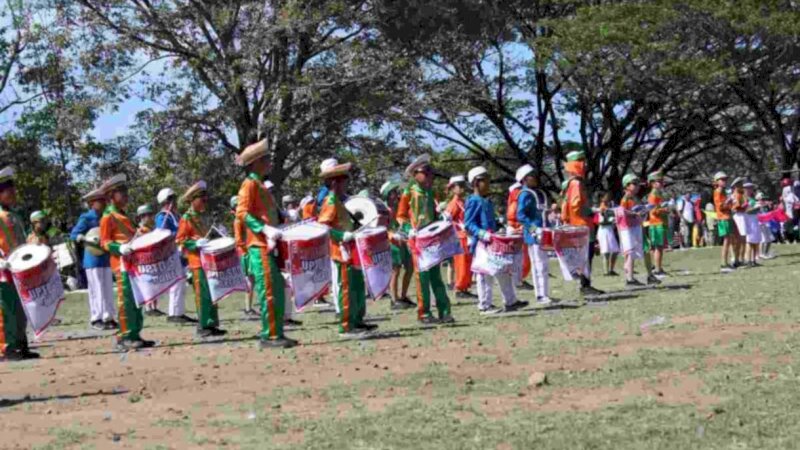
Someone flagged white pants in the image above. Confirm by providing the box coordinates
[330,259,340,313]
[86,267,115,322]
[153,279,186,316]
[282,273,295,319]
[477,271,517,310]
[528,244,550,299]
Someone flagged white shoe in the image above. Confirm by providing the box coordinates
[479,306,500,315]
[536,297,552,306]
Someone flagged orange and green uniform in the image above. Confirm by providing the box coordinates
[318,191,367,333]
[561,176,595,284]
[507,186,531,281]
[232,214,250,277]
[176,208,219,330]
[235,173,286,340]
[446,195,472,292]
[714,188,733,237]
[0,205,29,357]
[389,208,412,270]
[99,204,141,341]
[397,180,451,320]
[648,190,670,248]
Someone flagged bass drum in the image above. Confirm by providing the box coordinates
[345,195,391,228]
[84,227,106,256]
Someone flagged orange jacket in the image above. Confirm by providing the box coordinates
[301,202,316,220]
[507,187,522,230]
[235,173,281,248]
[317,192,355,263]
[445,196,467,239]
[176,208,209,270]
[714,188,731,220]
[397,181,438,232]
[648,191,668,226]
[0,206,26,257]
[233,215,246,255]
[100,205,135,273]
[561,178,592,227]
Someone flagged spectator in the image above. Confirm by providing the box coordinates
[677,193,695,249]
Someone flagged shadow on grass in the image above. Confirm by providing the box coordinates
[0,388,130,409]
[302,330,424,347]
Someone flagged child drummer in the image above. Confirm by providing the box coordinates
[136,204,162,317]
[27,211,50,245]
[235,139,297,348]
[397,154,454,324]
[619,174,647,286]
[230,195,258,319]
[317,160,378,337]
[176,181,226,338]
[515,164,552,305]
[443,175,476,300]
[713,172,735,272]
[0,167,39,361]
[381,179,415,310]
[647,171,670,277]
[99,174,155,350]
[464,166,528,314]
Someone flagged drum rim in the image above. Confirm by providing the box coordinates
[202,237,236,254]
[282,224,329,240]
[8,244,52,272]
[130,228,173,250]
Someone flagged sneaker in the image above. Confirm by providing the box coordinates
[260,337,298,348]
[608,271,620,277]
[626,279,645,287]
[391,301,415,310]
[536,297,552,306]
[196,328,214,338]
[104,320,119,329]
[720,265,734,273]
[504,301,529,312]
[517,281,534,291]
[439,315,456,324]
[91,320,105,331]
[653,270,668,277]
[399,297,417,307]
[2,350,39,361]
[211,328,227,337]
[139,339,156,348]
[116,339,143,350]
[167,315,198,325]
[285,318,303,326]
[418,316,439,325]
[479,306,500,315]
[580,286,605,296]
[338,330,367,339]
[314,298,332,307]
[647,274,662,284]
[146,309,166,317]
[455,291,478,299]
[355,323,379,332]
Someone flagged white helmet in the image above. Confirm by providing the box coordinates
[157,188,176,205]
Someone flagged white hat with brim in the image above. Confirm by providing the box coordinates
[157,188,176,205]
[468,166,489,184]
[30,210,46,222]
[321,163,352,179]
[743,182,755,189]
[731,177,745,187]
[404,154,431,178]
[101,174,127,193]
[515,164,535,183]
[136,205,154,217]
[320,158,338,173]
[447,175,466,188]
[0,167,15,184]
[236,139,269,167]
[82,187,106,202]
[714,172,728,182]
[181,180,208,203]
[380,180,402,198]
[282,195,295,204]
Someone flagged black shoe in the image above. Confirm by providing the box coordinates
[391,301,414,310]
[455,291,478,299]
[504,301,529,312]
[146,309,166,317]
[196,328,214,338]
[2,350,39,361]
[647,274,663,284]
[653,270,668,277]
[439,315,456,324]
[285,318,303,326]
[626,279,645,287]
[260,337,298,348]
[399,297,417,307]
[580,286,605,296]
[139,339,156,348]
[116,339,143,350]
[19,350,40,359]
[418,316,439,325]
[91,320,105,331]
[104,320,119,329]
[479,305,501,315]
[210,327,227,337]
[517,281,534,291]
[608,271,620,277]
[355,323,379,332]
[167,315,197,325]
[720,265,734,273]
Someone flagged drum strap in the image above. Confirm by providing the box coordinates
[522,188,550,228]
[109,213,134,241]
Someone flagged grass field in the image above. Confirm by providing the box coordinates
[2,245,800,449]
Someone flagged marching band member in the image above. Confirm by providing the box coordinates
[515,164,552,304]
[231,196,258,319]
[397,154,454,324]
[235,140,297,348]
[743,182,762,267]
[318,160,378,336]
[300,194,316,220]
[730,177,748,268]
[506,179,533,290]
[71,187,117,331]
[597,193,620,276]
[713,172,735,272]
[136,205,155,234]
[0,167,38,360]
[317,159,343,312]
[619,174,647,286]
[381,180,415,310]
[176,181,226,338]
[99,174,155,350]
[27,211,50,245]
[444,175,476,300]
[465,166,528,314]
[647,171,669,277]
[154,188,194,324]
[561,151,604,296]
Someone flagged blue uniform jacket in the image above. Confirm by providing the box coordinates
[155,210,180,235]
[70,209,110,269]
[464,194,497,254]
[516,189,548,245]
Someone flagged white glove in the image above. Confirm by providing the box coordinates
[480,231,493,243]
[263,226,283,241]
[0,260,10,270]
[75,234,85,243]
[195,238,209,248]
[408,229,417,239]
[436,202,447,213]
[534,227,544,240]
[287,209,299,222]
[120,244,133,256]
[342,232,355,242]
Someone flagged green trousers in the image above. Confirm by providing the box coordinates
[191,268,219,330]
[116,271,143,341]
[0,281,28,356]
[248,247,285,340]
[334,260,366,333]
[412,258,451,320]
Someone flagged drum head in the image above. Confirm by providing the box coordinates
[85,227,105,256]
[283,223,328,240]
[345,197,383,227]
[9,244,51,272]
[130,229,172,250]
[419,220,448,237]
[356,226,387,238]
[203,237,235,254]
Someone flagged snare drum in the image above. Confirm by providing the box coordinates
[200,237,237,272]
[84,227,105,256]
[345,196,391,229]
[539,228,554,251]
[9,244,57,289]
[414,220,462,272]
[278,223,332,308]
[552,225,590,249]
[278,223,330,273]
[9,244,64,336]
[128,229,175,261]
